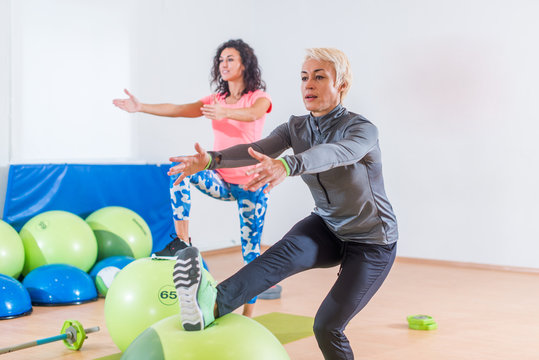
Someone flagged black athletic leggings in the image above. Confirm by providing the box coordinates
[216,213,397,360]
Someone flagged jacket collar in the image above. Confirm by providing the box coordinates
[309,104,347,133]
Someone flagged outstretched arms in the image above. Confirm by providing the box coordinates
[201,97,271,122]
[168,143,211,185]
[168,137,288,193]
[243,148,287,193]
[113,89,203,118]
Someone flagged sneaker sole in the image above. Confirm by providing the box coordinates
[173,247,203,331]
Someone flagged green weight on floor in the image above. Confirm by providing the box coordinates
[86,206,152,261]
[121,313,290,360]
[19,211,97,276]
[0,220,25,278]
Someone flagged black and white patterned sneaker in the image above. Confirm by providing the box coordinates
[173,247,204,331]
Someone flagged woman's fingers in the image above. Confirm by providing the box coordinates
[167,161,185,175]
[174,173,187,186]
[243,151,287,193]
[201,104,215,119]
[194,142,206,156]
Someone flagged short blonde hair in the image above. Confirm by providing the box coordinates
[305,48,352,101]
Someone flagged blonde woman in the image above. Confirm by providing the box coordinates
[170,48,398,359]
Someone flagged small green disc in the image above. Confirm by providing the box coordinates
[407,314,437,330]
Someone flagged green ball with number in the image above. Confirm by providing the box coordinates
[104,257,187,351]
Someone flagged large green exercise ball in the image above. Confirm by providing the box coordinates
[85,206,152,261]
[0,220,25,278]
[19,211,97,276]
[121,313,290,360]
[104,257,180,351]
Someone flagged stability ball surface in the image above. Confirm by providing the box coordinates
[86,206,152,261]
[22,264,97,305]
[89,255,135,297]
[121,313,290,360]
[19,210,97,276]
[0,274,32,319]
[0,220,25,279]
[104,257,179,351]
[89,255,135,279]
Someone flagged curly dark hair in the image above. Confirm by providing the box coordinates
[211,39,266,96]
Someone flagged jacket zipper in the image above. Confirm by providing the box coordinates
[316,174,331,204]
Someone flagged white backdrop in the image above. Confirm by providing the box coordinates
[2,0,538,268]
[0,0,11,209]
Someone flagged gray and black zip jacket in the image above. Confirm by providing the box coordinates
[207,104,398,245]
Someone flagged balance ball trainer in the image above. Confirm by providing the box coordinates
[22,264,97,305]
[86,206,152,261]
[19,210,98,276]
[0,274,32,319]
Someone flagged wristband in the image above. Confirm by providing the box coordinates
[278,158,290,176]
[203,155,212,170]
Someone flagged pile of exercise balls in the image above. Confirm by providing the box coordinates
[0,206,152,308]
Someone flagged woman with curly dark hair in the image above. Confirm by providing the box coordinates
[113,39,272,317]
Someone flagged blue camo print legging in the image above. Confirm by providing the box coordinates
[169,166,269,304]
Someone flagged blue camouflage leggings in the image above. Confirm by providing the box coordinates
[169,167,269,304]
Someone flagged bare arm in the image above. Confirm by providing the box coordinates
[201,97,271,122]
[140,102,203,118]
[113,89,203,118]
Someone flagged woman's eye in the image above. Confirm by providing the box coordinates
[316,75,324,80]
[301,76,308,81]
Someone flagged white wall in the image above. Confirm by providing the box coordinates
[2,0,539,268]
[0,0,11,219]
[10,0,132,163]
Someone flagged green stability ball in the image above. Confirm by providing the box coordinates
[86,206,152,261]
[121,313,290,360]
[104,257,180,351]
[19,211,97,276]
[0,220,25,278]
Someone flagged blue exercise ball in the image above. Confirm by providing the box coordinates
[0,273,32,319]
[89,255,135,297]
[89,255,135,279]
[22,264,97,305]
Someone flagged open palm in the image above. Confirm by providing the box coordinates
[112,89,141,113]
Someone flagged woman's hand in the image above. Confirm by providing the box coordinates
[112,89,142,113]
[200,94,226,120]
[243,148,287,194]
[201,104,227,120]
[168,143,210,185]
